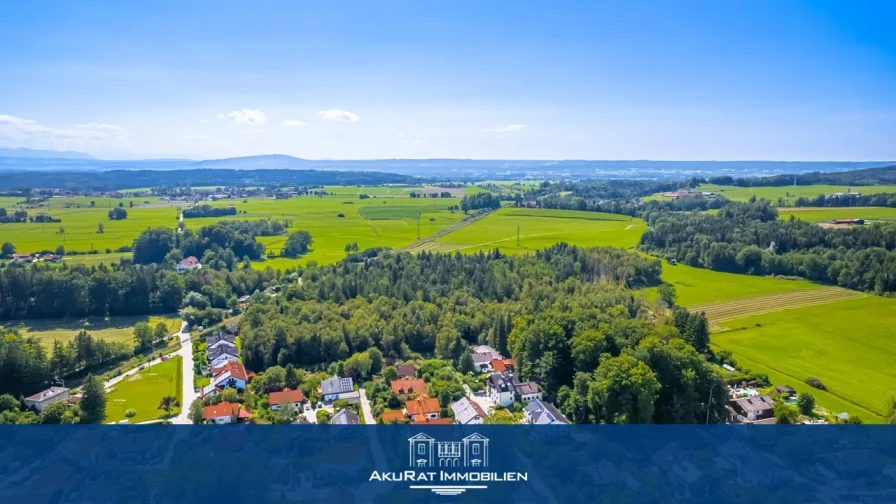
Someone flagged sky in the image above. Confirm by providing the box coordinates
[0,1,895,161]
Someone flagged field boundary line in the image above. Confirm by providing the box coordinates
[401,209,494,252]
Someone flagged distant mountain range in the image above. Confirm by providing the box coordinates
[0,147,95,159]
[0,151,893,181]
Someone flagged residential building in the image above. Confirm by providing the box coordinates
[405,396,441,421]
[321,376,360,403]
[490,358,516,373]
[24,387,70,412]
[523,399,569,425]
[718,439,789,487]
[209,361,248,391]
[396,363,416,378]
[330,409,361,425]
[207,343,239,368]
[390,377,427,396]
[514,380,542,403]
[207,329,237,346]
[452,397,486,425]
[11,253,33,263]
[488,373,516,407]
[472,345,502,373]
[728,395,775,423]
[202,402,251,424]
[380,410,406,424]
[413,417,452,425]
[176,256,202,273]
[269,388,306,411]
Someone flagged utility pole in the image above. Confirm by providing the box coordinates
[417,215,421,240]
[517,225,520,246]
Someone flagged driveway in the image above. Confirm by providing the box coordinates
[358,387,376,424]
[171,321,197,424]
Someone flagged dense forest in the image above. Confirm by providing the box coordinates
[790,192,896,208]
[639,200,896,294]
[705,164,896,187]
[236,245,728,424]
[460,192,502,212]
[132,220,287,264]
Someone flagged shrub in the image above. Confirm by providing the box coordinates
[125,409,136,418]
[805,377,827,391]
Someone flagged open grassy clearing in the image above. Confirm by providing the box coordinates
[712,296,896,422]
[416,208,645,255]
[105,356,182,423]
[652,262,819,307]
[689,286,865,329]
[1,314,181,348]
[778,206,896,223]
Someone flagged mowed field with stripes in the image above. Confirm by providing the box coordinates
[672,264,896,423]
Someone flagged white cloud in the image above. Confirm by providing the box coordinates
[566,136,581,141]
[482,123,526,133]
[317,109,360,122]
[0,114,128,142]
[222,108,268,125]
[282,119,307,128]
[243,128,267,136]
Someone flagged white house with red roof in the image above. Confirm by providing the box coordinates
[202,401,251,424]
[269,388,307,411]
[209,361,248,391]
[176,256,202,273]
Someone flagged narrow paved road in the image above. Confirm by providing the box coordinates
[172,321,197,424]
[358,387,376,425]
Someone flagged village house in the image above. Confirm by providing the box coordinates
[269,388,306,411]
[452,397,486,425]
[471,344,503,373]
[396,363,416,378]
[24,387,70,412]
[405,396,441,422]
[202,361,248,397]
[523,399,569,425]
[488,371,542,407]
[389,377,427,396]
[321,376,360,403]
[330,409,361,425]
[728,395,775,423]
[514,381,543,403]
[380,410,406,424]
[413,417,452,425]
[176,256,202,273]
[202,401,251,424]
[11,253,33,263]
[206,343,239,368]
[490,358,516,373]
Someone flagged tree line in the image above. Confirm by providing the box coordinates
[460,192,502,212]
[790,192,896,209]
[182,204,238,219]
[639,200,896,294]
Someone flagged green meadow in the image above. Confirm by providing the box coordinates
[699,183,896,203]
[1,314,181,349]
[412,208,645,255]
[713,296,896,422]
[656,262,818,307]
[105,356,183,424]
[778,206,896,223]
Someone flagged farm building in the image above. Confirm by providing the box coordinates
[831,218,864,225]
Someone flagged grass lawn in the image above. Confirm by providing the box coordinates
[698,184,896,203]
[653,262,818,307]
[414,208,645,255]
[105,356,183,423]
[778,206,896,223]
[1,314,181,348]
[713,296,896,422]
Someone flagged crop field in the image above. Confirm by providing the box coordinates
[698,184,896,203]
[1,314,181,348]
[778,206,896,223]
[712,296,896,422]
[689,286,865,330]
[655,262,818,307]
[410,208,645,255]
[105,356,182,424]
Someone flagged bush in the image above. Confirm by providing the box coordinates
[797,393,815,415]
[805,377,827,391]
[125,409,136,418]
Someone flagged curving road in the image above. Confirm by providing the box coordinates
[172,320,197,424]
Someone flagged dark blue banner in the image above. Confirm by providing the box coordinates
[2,426,895,503]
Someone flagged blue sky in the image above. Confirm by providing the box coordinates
[0,0,894,160]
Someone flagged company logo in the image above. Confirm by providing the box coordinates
[369,433,528,496]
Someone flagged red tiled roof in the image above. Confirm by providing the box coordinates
[179,256,199,266]
[211,361,248,381]
[381,410,406,423]
[491,358,516,372]
[203,401,240,419]
[238,408,251,419]
[390,378,427,395]
[405,396,440,416]
[269,388,306,406]
[413,417,452,425]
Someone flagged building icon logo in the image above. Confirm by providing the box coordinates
[408,432,489,468]
[369,432,527,496]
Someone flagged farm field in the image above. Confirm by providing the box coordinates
[407,208,645,255]
[712,296,896,422]
[1,314,181,349]
[656,262,818,307]
[689,286,864,329]
[698,184,896,203]
[778,206,896,223]
[105,356,182,424]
